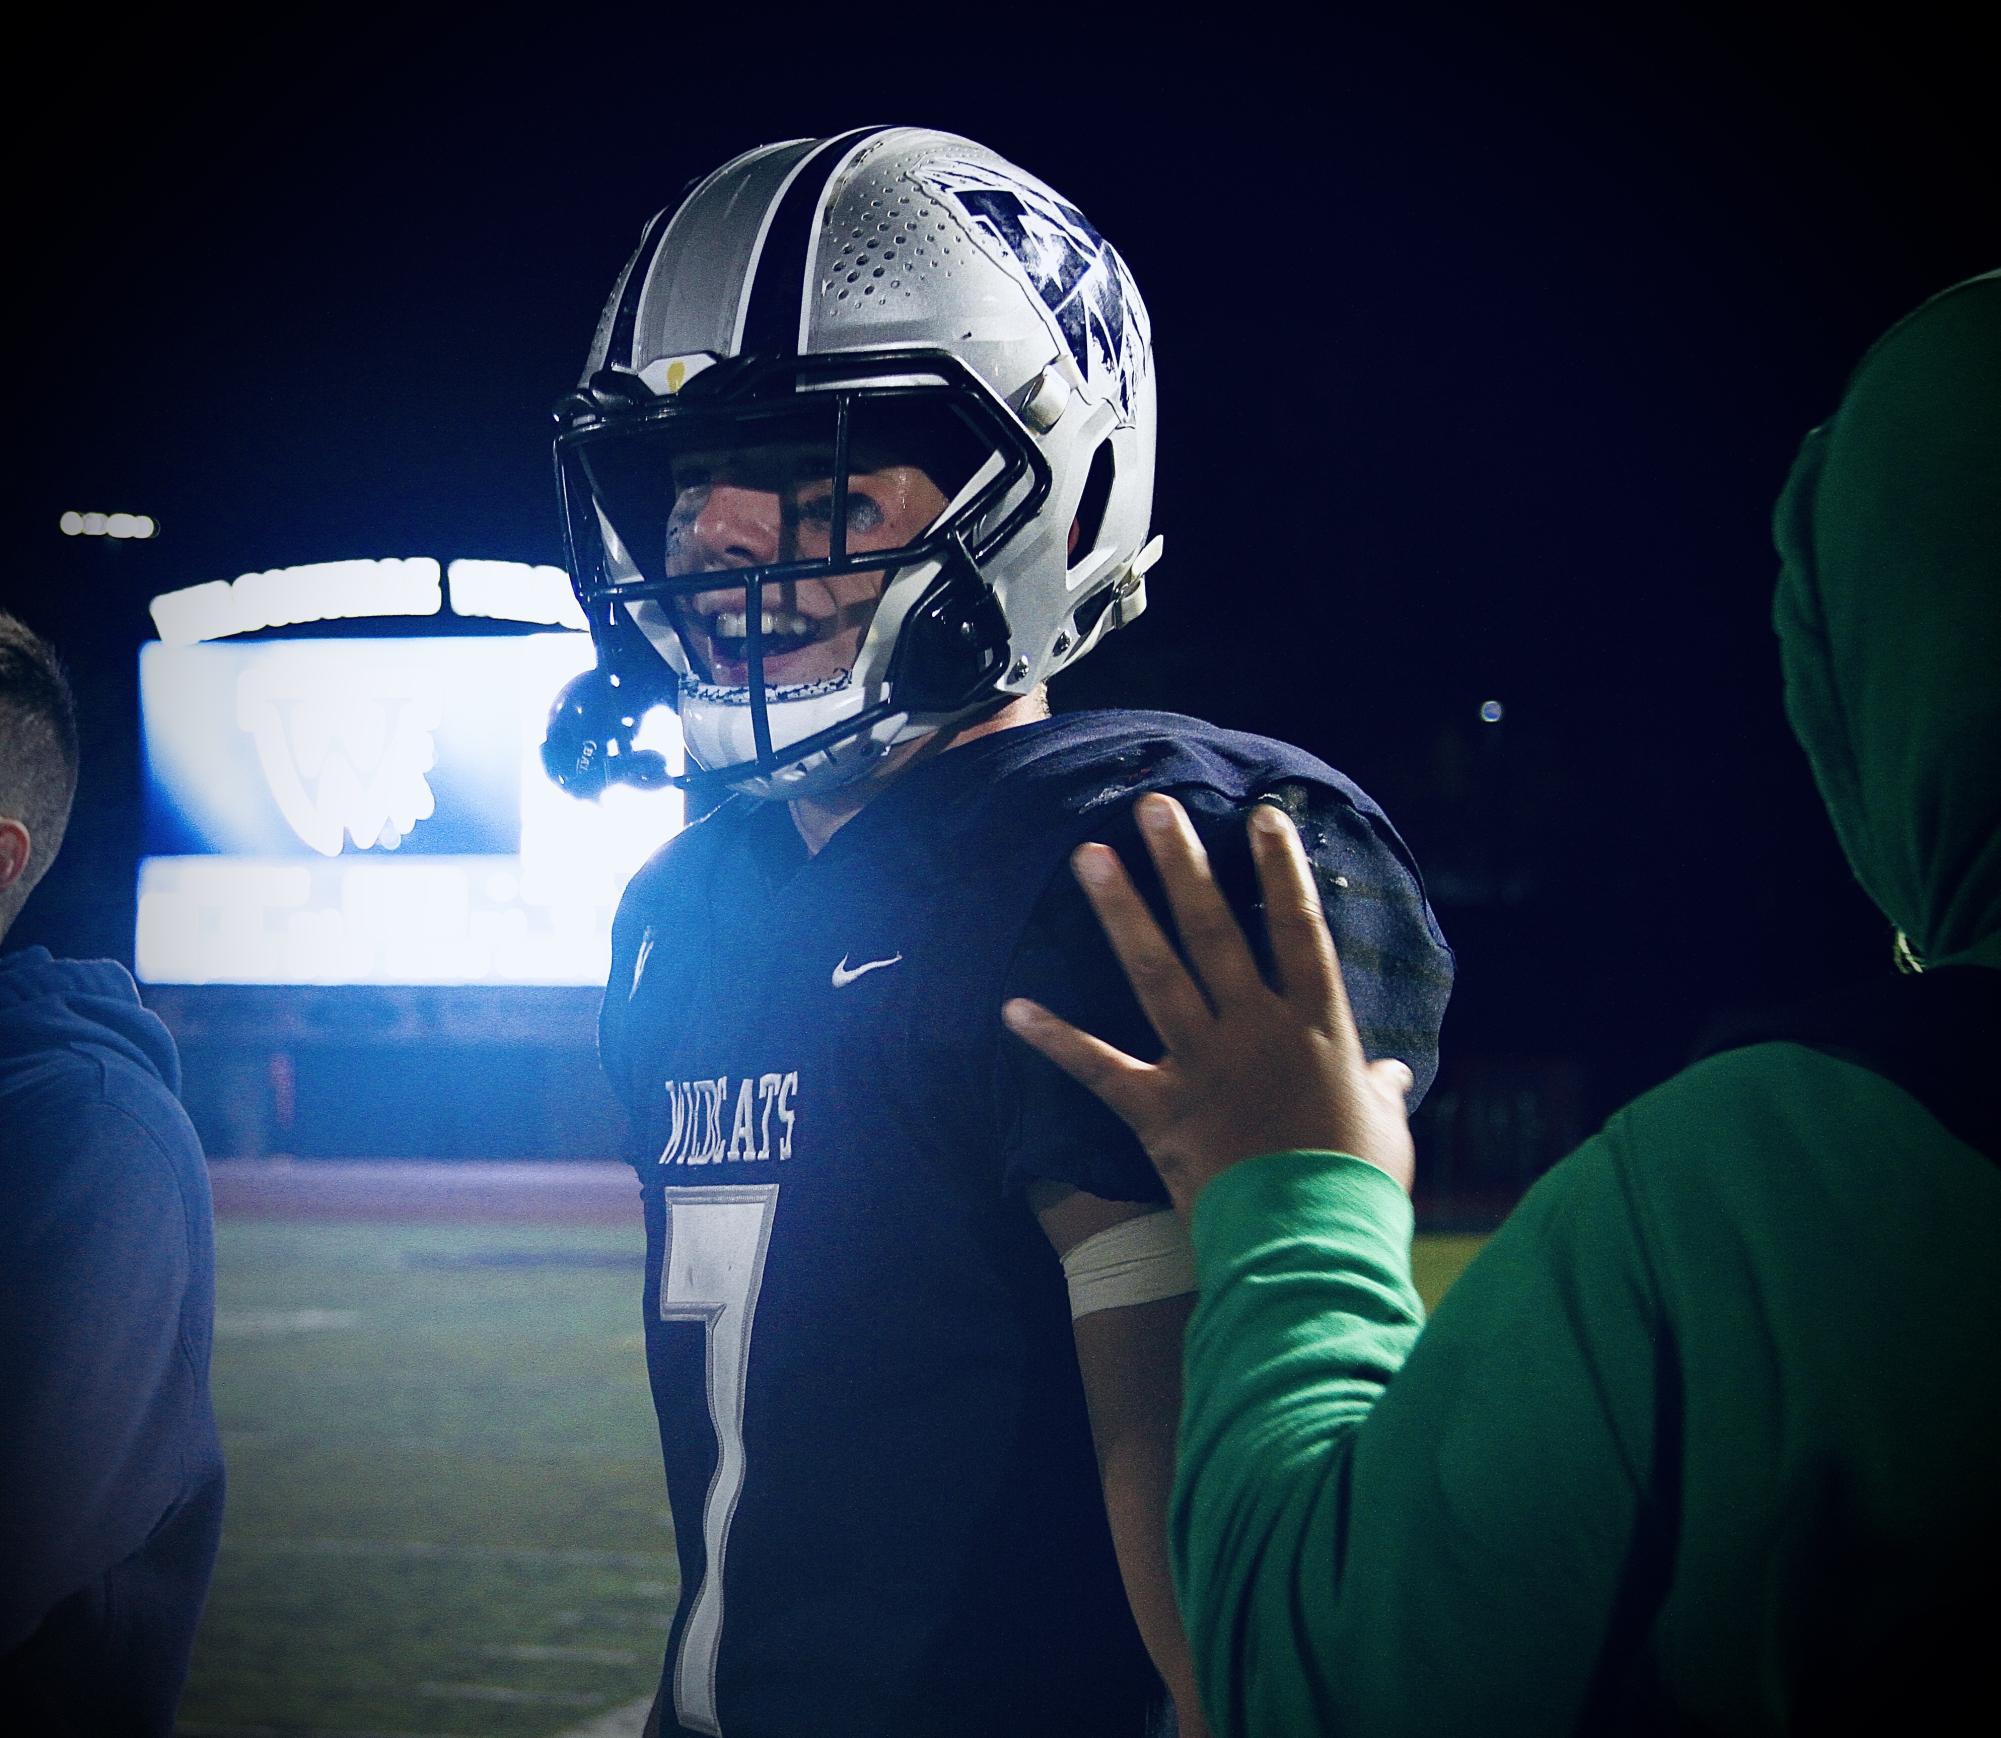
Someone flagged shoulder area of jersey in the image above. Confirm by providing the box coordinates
[869,708,1362,840]
[545,126,1165,807]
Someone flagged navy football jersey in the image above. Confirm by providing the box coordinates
[599,711,1452,1738]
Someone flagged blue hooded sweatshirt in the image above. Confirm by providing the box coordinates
[0,945,224,1735]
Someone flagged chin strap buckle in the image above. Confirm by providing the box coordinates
[1108,533,1163,628]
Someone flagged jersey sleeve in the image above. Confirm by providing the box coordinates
[1174,1135,1659,1738]
[993,779,1455,1202]
[995,812,1174,1205]
[600,815,731,1136]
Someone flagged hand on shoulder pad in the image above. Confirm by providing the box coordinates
[1003,792,1416,1213]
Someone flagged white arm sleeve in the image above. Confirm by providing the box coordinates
[1060,1207,1198,1320]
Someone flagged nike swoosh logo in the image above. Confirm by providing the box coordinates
[832,952,903,989]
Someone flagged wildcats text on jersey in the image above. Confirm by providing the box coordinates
[658,1073,799,1166]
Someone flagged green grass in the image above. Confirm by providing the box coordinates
[181,1218,1488,1737]
[1412,1233,1487,1314]
[179,1220,670,1738]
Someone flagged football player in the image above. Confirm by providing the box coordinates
[543,126,1455,1738]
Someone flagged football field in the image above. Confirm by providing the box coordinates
[178,1164,1486,1738]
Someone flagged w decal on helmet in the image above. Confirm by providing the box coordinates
[923,157,1149,422]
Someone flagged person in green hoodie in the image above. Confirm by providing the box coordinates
[1002,270,2001,1733]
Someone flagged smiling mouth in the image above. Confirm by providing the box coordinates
[689,604,839,683]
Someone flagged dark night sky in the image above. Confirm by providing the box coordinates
[5,4,1992,1135]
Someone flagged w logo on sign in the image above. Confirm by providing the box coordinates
[236,661,441,857]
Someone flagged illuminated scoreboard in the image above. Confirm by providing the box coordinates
[136,631,684,986]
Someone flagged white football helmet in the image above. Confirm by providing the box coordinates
[547,125,1160,801]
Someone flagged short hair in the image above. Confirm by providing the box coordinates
[0,610,81,904]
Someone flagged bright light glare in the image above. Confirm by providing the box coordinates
[64,510,159,539]
[149,558,444,644]
[1479,699,1505,724]
[136,633,684,985]
[447,559,588,630]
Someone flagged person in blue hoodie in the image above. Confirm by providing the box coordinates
[0,609,224,1735]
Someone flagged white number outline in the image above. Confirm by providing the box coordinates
[659,1183,780,1736]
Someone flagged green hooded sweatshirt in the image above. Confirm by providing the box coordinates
[1172,271,2001,1736]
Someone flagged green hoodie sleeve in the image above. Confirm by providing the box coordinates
[1175,1141,1665,1738]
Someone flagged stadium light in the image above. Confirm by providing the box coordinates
[446,559,587,630]
[149,558,445,645]
[62,510,158,539]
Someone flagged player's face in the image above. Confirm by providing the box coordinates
[665,446,950,688]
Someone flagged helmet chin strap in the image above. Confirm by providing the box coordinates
[679,678,902,803]
[689,686,1036,806]
[785,735,930,848]
[782,689,1052,853]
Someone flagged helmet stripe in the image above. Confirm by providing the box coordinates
[736,125,895,359]
[602,151,769,374]
[604,200,683,376]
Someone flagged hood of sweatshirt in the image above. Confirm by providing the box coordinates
[1772,270,2001,972]
[0,944,183,1098]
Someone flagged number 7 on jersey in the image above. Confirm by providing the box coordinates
[659,1184,779,1736]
